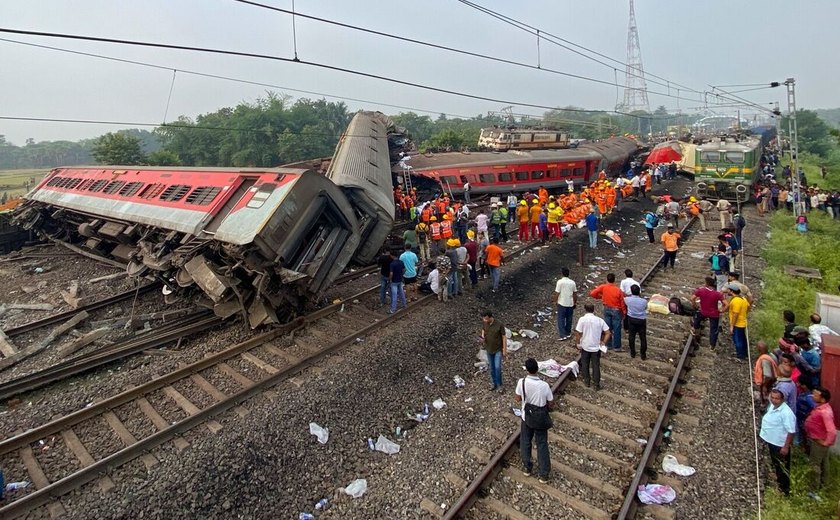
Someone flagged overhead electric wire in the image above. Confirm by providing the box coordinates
[226,0,704,104]
[0,27,695,118]
[455,0,706,97]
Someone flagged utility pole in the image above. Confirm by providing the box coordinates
[784,78,800,217]
[620,0,650,112]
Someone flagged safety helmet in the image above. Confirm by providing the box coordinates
[430,216,437,221]
[467,230,475,239]
[549,203,556,209]
[446,238,458,247]
[532,199,538,204]
[549,195,555,200]
[442,214,450,220]
[520,200,527,206]
[689,196,697,202]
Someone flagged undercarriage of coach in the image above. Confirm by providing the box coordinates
[12,202,354,329]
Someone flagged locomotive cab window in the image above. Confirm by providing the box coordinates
[531,170,545,180]
[479,173,495,183]
[515,171,529,181]
[498,172,512,182]
[700,151,720,162]
[725,152,745,164]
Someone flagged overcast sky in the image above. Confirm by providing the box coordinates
[0,0,837,145]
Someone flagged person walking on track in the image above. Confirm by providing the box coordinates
[660,224,681,269]
[575,303,611,390]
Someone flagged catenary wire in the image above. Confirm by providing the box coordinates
[228,0,704,104]
[0,27,704,117]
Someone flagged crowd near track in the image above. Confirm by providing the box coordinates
[0,224,541,519]
[442,216,742,520]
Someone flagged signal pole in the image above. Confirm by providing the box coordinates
[784,78,800,217]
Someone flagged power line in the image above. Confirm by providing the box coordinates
[0,27,685,118]
[227,0,704,104]
[454,0,706,97]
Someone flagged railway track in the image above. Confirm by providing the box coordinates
[441,217,728,520]
[0,228,546,519]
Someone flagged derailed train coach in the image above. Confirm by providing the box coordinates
[12,111,400,328]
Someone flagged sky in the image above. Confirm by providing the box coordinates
[0,0,837,145]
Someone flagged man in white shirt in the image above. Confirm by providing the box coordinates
[515,358,554,483]
[463,181,471,204]
[619,269,640,296]
[421,263,443,301]
[716,198,732,230]
[630,175,641,199]
[809,313,838,351]
[575,303,611,390]
[565,178,575,193]
[553,267,577,340]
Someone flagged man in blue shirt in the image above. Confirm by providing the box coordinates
[624,284,648,359]
[585,207,599,249]
[643,210,658,243]
[399,244,419,299]
[759,389,796,496]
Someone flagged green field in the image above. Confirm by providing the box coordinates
[0,169,48,198]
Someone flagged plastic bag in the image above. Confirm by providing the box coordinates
[432,398,446,410]
[309,423,329,444]
[662,454,696,476]
[507,340,523,352]
[647,294,670,315]
[536,359,562,378]
[504,327,513,338]
[519,329,539,339]
[637,483,676,504]
[374,435,400,455]
[343,479,368,498]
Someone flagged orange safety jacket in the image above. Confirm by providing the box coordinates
[529,205,542,224]
[421,207,432,223]
[517,205,530,223]
[753,353,778,385]
[440,220,453,238]
[430,222,442,240]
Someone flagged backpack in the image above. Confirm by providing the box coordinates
[417,226,427,241]
[648,212,660,227]
[711,254,720,272]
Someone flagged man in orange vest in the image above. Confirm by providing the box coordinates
[420,204,432,224]
[754,340,778,406]
[605,184,617,214]
[429,216,442,257]
[440,214,454,241]
[538,186,549,206]
[516,200,530,241]
[595,190,608,218]
[529,199,542,239]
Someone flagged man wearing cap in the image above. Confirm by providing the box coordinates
[726,271,753,305]
[465,230,479,288]
[529,199,542,240]
[660,224,681,269]
[698,196,714,231]
[716,198,732,230]
[445,239,461,297]
[728,283,750,361]
[515,358,554,483]
[517,200,530,241]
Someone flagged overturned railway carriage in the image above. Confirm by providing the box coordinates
[694,136,762,201]
[405,136,639,195]
[13,112,398,328]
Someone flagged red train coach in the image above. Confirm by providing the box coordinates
[402,136,639,195]
[15,166,360,327]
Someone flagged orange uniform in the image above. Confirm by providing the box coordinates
[538,188,549,205]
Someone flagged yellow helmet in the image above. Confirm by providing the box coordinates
[532,199,538,204]
[467,230,475,239]
[549,203,556,209]
[446,238,458,247]
[689,196,697,202]
[520,200,527,206]
[430,216,437,221]
[442,214,451,220]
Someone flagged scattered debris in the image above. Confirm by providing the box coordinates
[662,454,696,476]
[637,483,676,505]
[309,423,329,444]
[343,479,368,498]
[374,435,400,455]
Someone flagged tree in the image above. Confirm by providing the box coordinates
[91,132,146,165]
[146,149,182,166]
[782,109,834,157]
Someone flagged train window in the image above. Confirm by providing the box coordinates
[725,152,745,163]
[573,167,584,176]
[515,171,529,181]
[77,179,95,191]
[119,182,144,197]
[440,175,459,184]
[546,169,559,179]
[247,183,275,209]
[103,181,126,194]
[159,184,191,202]
[64,178,82,189]
[46,177,64,187]
[561,168,572,177]
[139,183,166,199]
[186,186,222,206]
[531,170,545,180]
[498,172,512,182]
[700,151,720,162]
[88,180,108,192]
[479,173,496,183]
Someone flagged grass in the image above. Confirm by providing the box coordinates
[797,153,840,191]
[753,209,840,519]
[0,169,47,197]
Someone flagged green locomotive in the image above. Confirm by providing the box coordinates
[694,136,762,201]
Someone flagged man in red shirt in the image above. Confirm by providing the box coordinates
[691,276,726,349]
[590,273,626,352]
[805,386,837,500]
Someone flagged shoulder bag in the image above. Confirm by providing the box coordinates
[522,377,553,430]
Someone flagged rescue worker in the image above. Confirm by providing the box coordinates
[420,203,432,225]
[415,220,430,263]
[429,216,442,257]
[517,200,530,241]
[538,186,549,206]
[490,203,504,242]
[595,189,608,218]
[547,203,563,240]
[529,199,542,240]
[499,204,510,242]
[440,214,454,243]
[605,183,617,213]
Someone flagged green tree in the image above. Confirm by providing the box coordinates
[146,149,182,166]
[782,109,834,157]
[91,132,146,165]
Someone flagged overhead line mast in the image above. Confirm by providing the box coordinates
[620,0,650,113]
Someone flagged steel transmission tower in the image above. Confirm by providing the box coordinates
[620,0,650,113]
